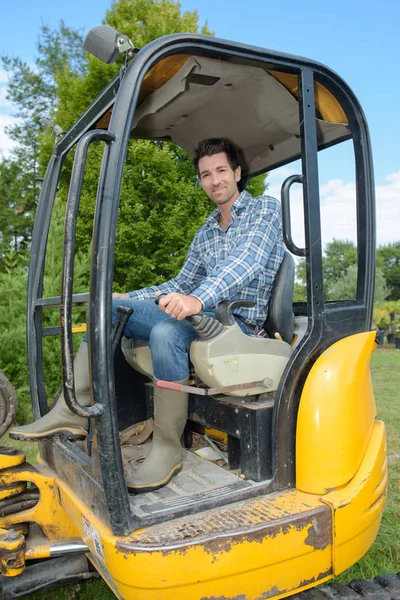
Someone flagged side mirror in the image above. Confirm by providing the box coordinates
[83,25,136,64]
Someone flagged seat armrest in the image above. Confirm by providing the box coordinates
[215,299,256,326]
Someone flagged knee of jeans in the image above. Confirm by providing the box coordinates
[149,319,190,355]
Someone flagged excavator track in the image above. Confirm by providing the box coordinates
[291,573,400,599]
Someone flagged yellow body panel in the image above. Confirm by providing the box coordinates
[296,332,377,494]
[72,323,86,333]
[323,419,387,575]
[0,413,386,599]
[0,450,80,542]
[55,410,385,600]
[0,332,385,598]
[58,482,333,600]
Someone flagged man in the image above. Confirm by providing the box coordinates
[10,138,284,493]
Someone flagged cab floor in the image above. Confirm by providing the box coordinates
[123,443,255,526]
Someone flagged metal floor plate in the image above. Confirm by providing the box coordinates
[123,443,253,526]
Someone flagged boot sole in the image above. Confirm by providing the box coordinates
[9,428,87,442]
[127,463,182,494]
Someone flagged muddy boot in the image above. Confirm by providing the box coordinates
[127,378,189,493]
[9,342,91,441]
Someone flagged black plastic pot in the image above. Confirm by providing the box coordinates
[394,337,400,350]
[387,332,395,344]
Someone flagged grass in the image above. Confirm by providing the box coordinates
[334,348,400,582]
[3,348,400,598]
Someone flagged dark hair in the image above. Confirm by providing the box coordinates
[193,138,240,174]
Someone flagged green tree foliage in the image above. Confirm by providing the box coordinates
[329,264,389,303]
[0,250,30,423]
[376,242,400,301]
[0,196,89,424]
[294,239,392,304]
[322,239,357,289]
[0,22,87,258]
[0,159,33,263]
[293,281,307,302]
[44,0,265,292]
[0,1,267,424]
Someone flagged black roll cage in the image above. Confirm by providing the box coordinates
[27,33,375,535]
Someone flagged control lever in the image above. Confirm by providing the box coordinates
[111,305,134,357]
[154,294,224,340]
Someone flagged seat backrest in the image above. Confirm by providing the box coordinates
[263,251,295,343]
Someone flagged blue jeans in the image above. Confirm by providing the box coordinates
[85,298,253,382]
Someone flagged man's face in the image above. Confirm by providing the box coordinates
[198,152,241,207]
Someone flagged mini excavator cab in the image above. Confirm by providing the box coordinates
[0,25,386,600]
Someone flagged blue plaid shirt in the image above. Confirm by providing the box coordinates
[129,190,284,327]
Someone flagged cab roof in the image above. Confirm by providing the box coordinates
[96,54,349,175]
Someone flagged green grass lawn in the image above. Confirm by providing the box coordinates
[4,348,400,599]
[334,348,400,582]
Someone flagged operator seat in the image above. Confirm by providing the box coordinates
[121,250,296,396]
[263,251,295,343]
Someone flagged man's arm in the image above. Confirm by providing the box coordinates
[191,198,282,310]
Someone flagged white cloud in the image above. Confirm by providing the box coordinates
[267,169,400,249]
[0,69,8,84]
[375,172,400,246]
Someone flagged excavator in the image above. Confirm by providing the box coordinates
[0,23,397,600]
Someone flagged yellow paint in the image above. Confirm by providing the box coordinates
[269,71,348,123]
[0,482,26,501]
[0,331,385,597]
[58,480,333,600]
[323,420,387,575]
[296,332,377,494]
[0,448,26,470]
[0,423,385,598]
[0,527,25,576]
[25,543,51,560]
[204,428,228,443]
[0,449,27,508]
[72,323,86,333]
[0,462,80,543]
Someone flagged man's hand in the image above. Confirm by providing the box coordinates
[112,292,129,299]
[158,293,202,320]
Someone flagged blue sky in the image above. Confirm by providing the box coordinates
[1,0,399,247]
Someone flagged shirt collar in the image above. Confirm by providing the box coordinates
[205,190,251,228]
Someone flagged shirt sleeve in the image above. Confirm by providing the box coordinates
[191,199,282,310]
[128,233,207,301]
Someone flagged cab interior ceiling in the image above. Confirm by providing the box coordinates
[96,55,350,175]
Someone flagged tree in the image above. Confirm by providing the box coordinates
[0,22,87,257]
[293,240,390,304]
[322,239,357,290]
[0,250,30,423]
[0,159,33,263]
[0,1,267,424]
[376,242,400,300]
[0,196,90,424]
[40,0,265,292]
[328,264,389,303]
